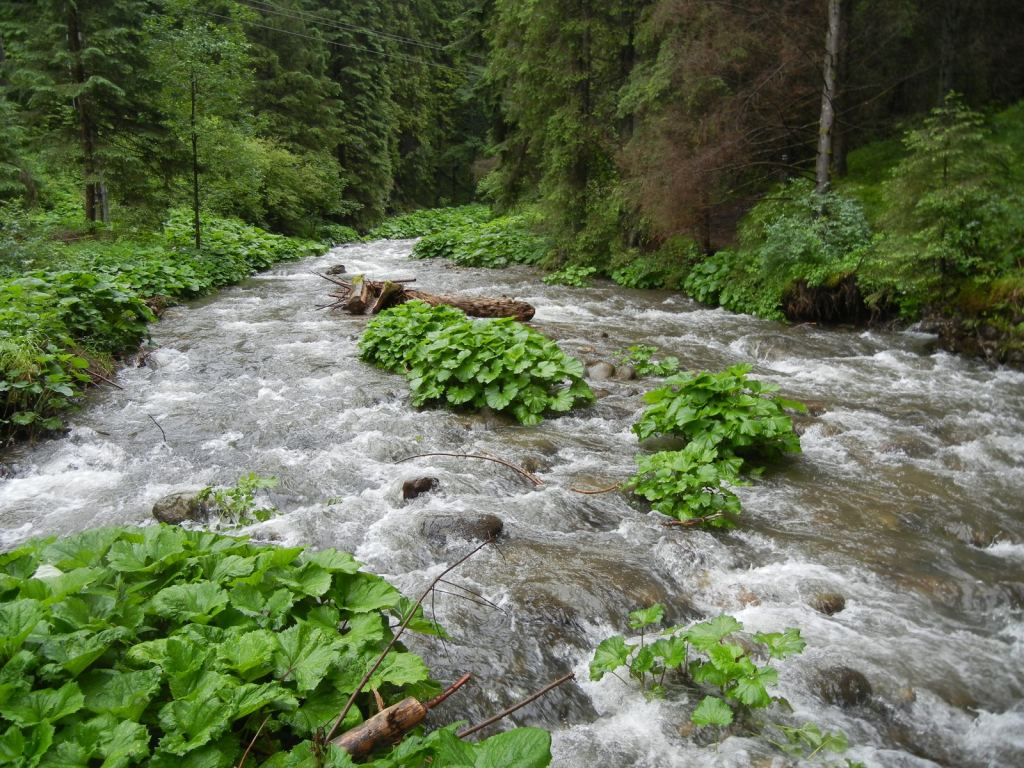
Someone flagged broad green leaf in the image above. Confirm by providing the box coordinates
[107,527,187,573]
[589,635,630,681]
[474,727,551,768]
[80,668,163,720]
[753,628,806,660]
[209,555,255,583]
[0,599,44,658]
[691,695,734,727]
[273,623,338,692]
[729,667,778,708]
[333,574,401,614]
[274,563,332,597]
[0,681,84,726]
[649,636,686,668]
[303,549,360,574]
[149,582,228,624]
[217,629,276,681]
[229,681,296,719]
[41,529,121,570]
[41,627,130,677]
[628,604,664,630]
[685,615,743,650]
[368,651,430,690]
[156,696,232,756]
[99,720,150,768]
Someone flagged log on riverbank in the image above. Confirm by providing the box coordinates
[317,273,536,322]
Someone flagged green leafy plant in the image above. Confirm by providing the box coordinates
[411,213,549,268]
[367,205,493,240]
[628,365,805,526]
[0,525,553,767]
[0,212,322,445]
[590,606,850,761]
[613,345,679,377]
[542,265,598,287]
[197,473,279,527]
[360,302,594,425]
[609,237,698,291]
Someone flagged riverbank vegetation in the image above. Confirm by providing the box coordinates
[0,525,552,767]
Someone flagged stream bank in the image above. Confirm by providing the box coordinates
[1,238,1022,766]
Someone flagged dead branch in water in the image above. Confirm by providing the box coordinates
[457,672,576,739]
[570,482,621,495]
[396,452,543,486]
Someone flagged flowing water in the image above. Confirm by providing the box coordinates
[2,239,1022,767]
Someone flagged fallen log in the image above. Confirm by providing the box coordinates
[317,273,535,321]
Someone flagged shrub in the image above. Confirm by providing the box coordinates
[366,205,492,240]
[610,237,698,290]
[411,213,549,268]
[542,265,597,287]
[197,473,279,527]
[360,302,594,425]
[589,606,853,762]
[613,345,679,377]
[628,365,804,526]
[0,525,552,767]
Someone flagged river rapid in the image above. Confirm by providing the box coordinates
[2,239,1022,767]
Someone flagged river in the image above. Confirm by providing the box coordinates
[1,239,1022,767]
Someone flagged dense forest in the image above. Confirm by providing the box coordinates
[1,0,1023,438]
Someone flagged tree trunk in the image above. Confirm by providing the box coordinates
[190,74,201,250]
[815,0,842,194]
[831,0,853,178]
[66,4,98,222]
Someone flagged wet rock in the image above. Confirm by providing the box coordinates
[817,666,873,709]
[402,477,438,500]
[879,435,934,459]
[324,264,346,275]
[419,513,503,545]
[802,399,828,417]
[944,521,1001,549]
[611,364,637,381]
[152,491,210,525]
[586,361,616,380]
[810,592,846,616]
[591,387,612,399]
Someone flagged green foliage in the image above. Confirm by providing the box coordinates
[0,213,320,444]
[367,205,493,240]
[589,609,802,715]
[0,525,552,768]
[590,607,849,760]
[683,181,874,320]
[542,265,598,287]
[628,365,804,526]
[610,238,699,291]
[359,302,594,425]
[411,213,549,269]
[613,345,679,377]
[358,301,467,374]
[864,95,1024,317]
[197,473,279,527]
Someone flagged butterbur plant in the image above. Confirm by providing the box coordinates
[613,345,680,377]
[360,302,594,425]
[590,606,850,761]
[628,365,805,527]
[0,525,553,767]
[197,472,279,527]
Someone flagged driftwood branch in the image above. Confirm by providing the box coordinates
[457,672,576,739]
[570,482,621,495]
[317,273,535,321]
[396,452,543,487]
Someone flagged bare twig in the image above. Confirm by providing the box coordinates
[325,541,491,743]
[87,369,124,389]
[457,672,575,739]
[424,673,472,710]
[396,452,542,487]
[662,513,727,528]
[236,714,270,768]
[148,414,167,444]
[570,482,621,495]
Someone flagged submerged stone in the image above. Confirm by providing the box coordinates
[817,666,873,708]
[152,491,209,525]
